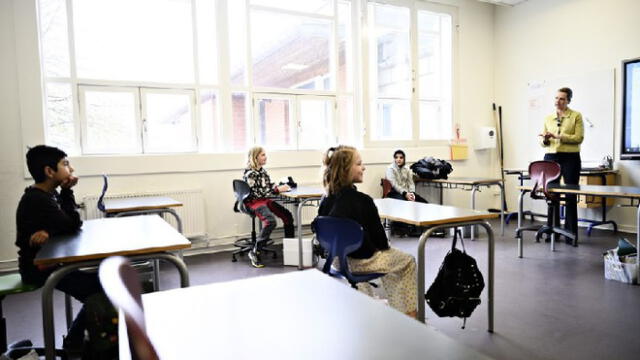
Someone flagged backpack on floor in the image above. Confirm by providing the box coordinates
[425,228,484,328]
[83,293,119,360]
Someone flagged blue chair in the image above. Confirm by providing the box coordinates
[312,216,384,289]
[97,174,108,213]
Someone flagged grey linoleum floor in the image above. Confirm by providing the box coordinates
[3,218,640,359]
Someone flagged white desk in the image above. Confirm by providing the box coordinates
[119,270,493,360]
[374,198,498,330]
[35,215,191,360]
[415,177,505,238]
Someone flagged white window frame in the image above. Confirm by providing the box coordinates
[252,93,297,150]
[78,85,142,155]
[140,87,198,154]
[363,0,457,148]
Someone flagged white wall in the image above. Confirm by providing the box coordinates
[0,0,496,265]
[495,0,640,233]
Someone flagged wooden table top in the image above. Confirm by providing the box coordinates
[516,184,640,199]
[374,198,498,226]
[278,185,325,199]
[415,177,502,185]
[35,215,191,266]
[103,196,182,213]
[120,270,492,360]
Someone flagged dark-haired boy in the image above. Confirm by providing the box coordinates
[15,145,102,352]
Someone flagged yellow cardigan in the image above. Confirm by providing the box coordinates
[540,108,584,153]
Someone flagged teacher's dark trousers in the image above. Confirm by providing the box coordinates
[543,152,581,237]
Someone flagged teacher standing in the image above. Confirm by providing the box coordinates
[539,87,584,243]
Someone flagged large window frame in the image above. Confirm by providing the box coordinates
[363,0,457,148]
[23,0,455,162]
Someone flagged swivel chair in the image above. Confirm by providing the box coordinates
[516,161,576,246]
[312,216,384,289]
[231,180,277,267]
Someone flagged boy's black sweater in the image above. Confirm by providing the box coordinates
[317,186,390,259]
[15,186,82,284]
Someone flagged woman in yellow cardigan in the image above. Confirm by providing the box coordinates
[539,87,584,243]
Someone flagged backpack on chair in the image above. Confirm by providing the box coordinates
[425,228,484,328]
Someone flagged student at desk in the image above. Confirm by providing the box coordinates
[318,145,417,318]
[386,149,428,236]
[15,145,104,354]
[539,87,584,242]
[243,146,294,268]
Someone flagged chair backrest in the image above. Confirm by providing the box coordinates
[312,216,366,284]
[528,160,561,200]
[99,256,159,360]
[97,174,109,212]
[380,178,392,198]
[232,179,253,215]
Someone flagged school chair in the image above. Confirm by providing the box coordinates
[231,180,277,266]
[0,273,68,358]
[312,216,384,289]
[97,174,108,213]
[99,256,159,360]
[516,160,576,246]
[380,178,392,198]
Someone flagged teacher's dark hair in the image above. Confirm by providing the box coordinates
[558,87,573,103]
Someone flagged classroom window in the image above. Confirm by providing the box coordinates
[38,0,213,155]
[35,0,453,155]
[229,0,355,151]
[365,1,455,147]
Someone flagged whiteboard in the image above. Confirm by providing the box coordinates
[526,69,615,163]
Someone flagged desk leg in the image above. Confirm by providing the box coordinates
[42,254,189,360]
[296,198,319,270]
[477,221,495,333]
[417,227,437,323]
[499,182,505,236]
[296,199,303,270]
[517,190,525,258]
[471,186,477,240]
[417,221,494,333]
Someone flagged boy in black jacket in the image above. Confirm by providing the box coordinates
[15,145,102,352]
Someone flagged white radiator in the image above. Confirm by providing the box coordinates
[81,189,206,239]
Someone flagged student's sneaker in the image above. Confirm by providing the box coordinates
[248,250,264,268]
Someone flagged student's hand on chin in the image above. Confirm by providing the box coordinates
[61,175,78,189]
[29,230,49,247]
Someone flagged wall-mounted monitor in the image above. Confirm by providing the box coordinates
[621,57,640,160]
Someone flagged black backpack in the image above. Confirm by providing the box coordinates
[425,228,484,328]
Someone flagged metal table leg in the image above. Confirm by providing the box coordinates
[471,186,478,240]
[296,198,320,270]
[517,189,526,258]
[417,220,494,332]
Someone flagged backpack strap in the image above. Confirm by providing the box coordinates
[451,227,467,253]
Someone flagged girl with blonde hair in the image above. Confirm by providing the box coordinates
[243,146,294,267]
[317,145,417,317]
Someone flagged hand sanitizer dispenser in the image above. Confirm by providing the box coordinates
[474,126,497,150]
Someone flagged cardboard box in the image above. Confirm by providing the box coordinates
[283,237,313,267]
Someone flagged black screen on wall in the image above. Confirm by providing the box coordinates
[621,57,640,160]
